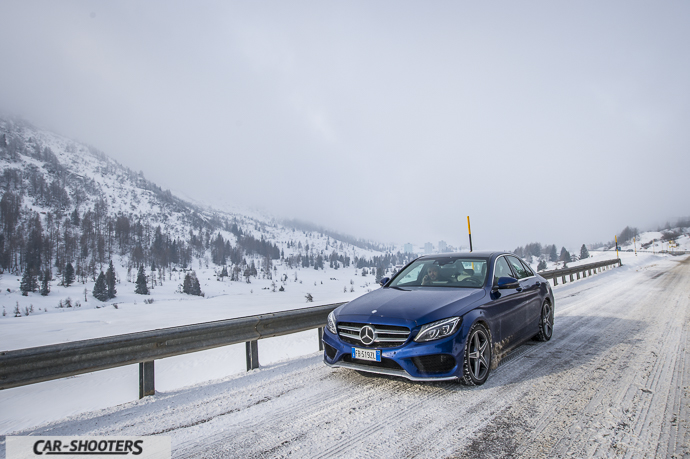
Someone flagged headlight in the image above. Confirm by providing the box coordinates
[327,311,337,334]
[414,317,462,342]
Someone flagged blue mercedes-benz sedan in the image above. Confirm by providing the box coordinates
[323,252,554,385]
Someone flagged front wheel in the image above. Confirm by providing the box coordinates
[460,322,492,386]
[535,300,553,342]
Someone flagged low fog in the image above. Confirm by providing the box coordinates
[1,1,689,251]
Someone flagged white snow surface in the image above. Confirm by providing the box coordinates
[0,261,377,435]
[1,251,688,454]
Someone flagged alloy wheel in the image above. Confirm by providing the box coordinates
[467,328,490,381]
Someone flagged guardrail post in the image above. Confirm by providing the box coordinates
[553,277,558,286]
[318,327,324,351]
[576,272,581,280]
[246,340,259,371]
[139,361,155,399]
[562,275,567,284]
[569,273,574,282]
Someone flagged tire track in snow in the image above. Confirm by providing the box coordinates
[500,257,690,458]
[547,274,672,457]
[616,265,690,458]
[455,309,645,457]
[441,260,685,458]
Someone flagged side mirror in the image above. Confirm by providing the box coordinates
[493,276,519,290]
[379,277,390,287]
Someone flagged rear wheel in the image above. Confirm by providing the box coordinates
[461,322,491,386]
[535,300,553,341]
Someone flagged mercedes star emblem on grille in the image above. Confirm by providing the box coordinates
[359,325,376,345]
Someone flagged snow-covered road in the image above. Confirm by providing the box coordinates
[3,255,689,458]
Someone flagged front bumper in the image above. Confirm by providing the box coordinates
[324,359,459,382]
[322,327,465,381]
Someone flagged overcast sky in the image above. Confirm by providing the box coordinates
[1,1,689,251]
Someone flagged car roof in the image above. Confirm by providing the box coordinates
[417,251,505,259]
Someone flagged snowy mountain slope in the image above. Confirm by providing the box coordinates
[0,116,412,325]
[0,117,390,260]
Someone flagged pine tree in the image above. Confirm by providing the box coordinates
[183,272,202,296]
[191,274,202,296]
[537,259,547,271]
[549,245,558,262]
[559,247,571,263]
[40,269,51,296]
[20,268,36,296]
[30,268,39,292]
[183,273,192,294]
[93,271,108,301]
[106,260,117,299]
[580,244,590,260]
[63,262,75,287]
[135,265,149,295]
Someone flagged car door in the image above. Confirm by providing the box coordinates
[519,258,544,334]
[506,256,542,338]
[483,255,525,349]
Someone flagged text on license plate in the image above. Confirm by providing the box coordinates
[352,347,381,362]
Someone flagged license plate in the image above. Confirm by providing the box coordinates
[352,347,381,362]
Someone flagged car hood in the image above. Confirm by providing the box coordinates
[335,286,487,328]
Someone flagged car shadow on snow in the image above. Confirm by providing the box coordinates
[337,314,646,393]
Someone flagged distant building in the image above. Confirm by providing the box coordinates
[424,242,433,254]
[404,243,414,254]
[438,240,447,253]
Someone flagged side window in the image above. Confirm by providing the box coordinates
[520,260,534,277]
[507,256,530,279]
[493,257,513,284]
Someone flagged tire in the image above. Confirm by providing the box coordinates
[535,300,553,342]
[460,322,492,386]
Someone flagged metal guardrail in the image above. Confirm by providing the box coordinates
[538,258,622,286]
[0,258,624,398]
[0,302,345,397]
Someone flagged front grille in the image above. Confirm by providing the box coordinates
[412,354,456,374]
[337,322,410,348]
[343,354,404,371]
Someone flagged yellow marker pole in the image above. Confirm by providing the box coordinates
[615,235,619,260]
[467,216,473,252]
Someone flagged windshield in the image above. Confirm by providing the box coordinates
[388,257,488,288]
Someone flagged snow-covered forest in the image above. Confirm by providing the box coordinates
[0,117,417,309]
[512,220,690,273]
